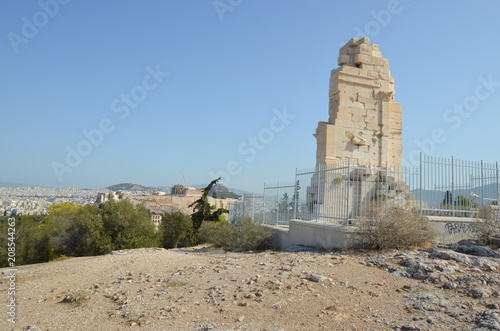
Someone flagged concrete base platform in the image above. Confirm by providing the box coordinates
[265,217,484,250]
[265,219,359,250]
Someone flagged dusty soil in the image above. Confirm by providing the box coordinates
[1,245,499,331]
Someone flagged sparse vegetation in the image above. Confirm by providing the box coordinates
[237,218,273,250]
[475,205,500,247]
[357,206,435,250]
[198,220,238,249]
[198,218,273,251]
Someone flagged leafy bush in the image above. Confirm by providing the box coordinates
[0,216,51,267]
[42,202,82,259]
[62,205,112,256]
[198,218,273,251]
[237,219,273,250]
[198,221,237,249]
[161,211,193,248]
[357,206,435,250]
[0,200,163,267]
[100,200,160,250]
[475,205,500,246]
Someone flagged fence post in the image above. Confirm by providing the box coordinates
[480,160,485,206]
[293,169,298,220]
[497,162,499,205]
[451,156,455,217]
[315,166,320,222]
[263,184,266,224]
[346,158,351,226]
[276,181,280,225]
[419,153,423,219]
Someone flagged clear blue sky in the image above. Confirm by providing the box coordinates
[1,1,500,192]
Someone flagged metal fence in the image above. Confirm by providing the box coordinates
[262,182,297,225]
[228,193,264,224]
[294,161,420,225]
[418,156,499,217]
[228,155,500,226]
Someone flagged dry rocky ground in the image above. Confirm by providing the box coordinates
[1,241,499,331]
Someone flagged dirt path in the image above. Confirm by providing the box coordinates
[1,246,498,330]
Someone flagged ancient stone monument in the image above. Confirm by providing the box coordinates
[305,37,411,223]
[314,37,402,169]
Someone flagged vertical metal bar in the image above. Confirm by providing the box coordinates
[419,153,423,219]
[276,181,280,225]
[346,158,351,226]
[293,169,298,220]
[496,162,500,206]
[315,164,321,222]
[263,184,266,224]
[240,195,244,222]
[481,160,485,206]
[451,156,455,217]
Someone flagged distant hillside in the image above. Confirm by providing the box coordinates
[209,183,241,199]
[412,182,499,208]
[106,183,156,191]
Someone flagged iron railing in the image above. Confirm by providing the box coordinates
[228,155,500,225]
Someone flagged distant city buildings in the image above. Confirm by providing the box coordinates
[1,185,238,232]
[0,187,110,216]
[95,191,128,204]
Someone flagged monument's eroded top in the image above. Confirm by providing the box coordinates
[315,37,402,169]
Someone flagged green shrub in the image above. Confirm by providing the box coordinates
[161,211,193,248]
[198,221,237,249]
[357,206,435,250]
[0,216,51,267]
[62,205,112,256]
[100,200,160,250]
[0,200,163,267]
[198,218,273,251]
[237,219,273,250]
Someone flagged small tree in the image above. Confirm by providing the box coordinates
[279,193,289,212]
[63,205,112,256]
[0,216,50,267]
[454,195,471,210]
[442,190,453,208]
[189,178,228,232]
[161,211,193,248]
[41,202,82,259]
[100,200,160,250]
